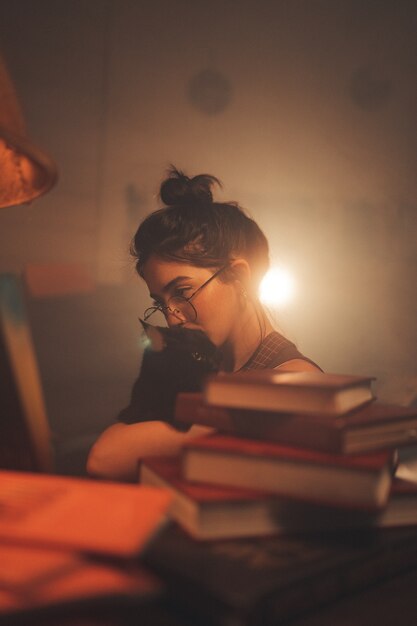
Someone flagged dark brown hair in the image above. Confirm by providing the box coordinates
[131,167,270,289]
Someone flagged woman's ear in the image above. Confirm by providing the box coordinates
[228,258,252,292]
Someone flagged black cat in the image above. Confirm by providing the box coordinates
[117,321,221,426]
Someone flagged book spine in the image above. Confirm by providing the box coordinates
[175,394,344,454]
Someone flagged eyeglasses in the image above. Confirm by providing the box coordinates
[143,265,228,323]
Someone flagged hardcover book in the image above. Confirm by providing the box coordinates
[140,456,306,540]
[0,542,164,623]
[141,457,417,540]
[182,435,394,510]
[0,469,172,557]
[175,392,417,454]
[382,477,417,527]
[203,370,375,416]
[142,522,417,626]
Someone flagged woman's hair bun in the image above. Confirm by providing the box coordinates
[159,166,221,207]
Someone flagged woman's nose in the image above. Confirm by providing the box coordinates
[166,310,185,327]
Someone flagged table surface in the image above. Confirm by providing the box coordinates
[11,563,417,626]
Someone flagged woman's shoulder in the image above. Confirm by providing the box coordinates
[274,358,321,372]
[242,331,322,371]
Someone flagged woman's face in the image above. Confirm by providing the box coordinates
[141,255,240,347]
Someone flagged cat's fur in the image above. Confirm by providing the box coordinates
[117,321,221,425]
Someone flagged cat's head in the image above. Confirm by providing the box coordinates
[125,321,221,423]
[120,320,220,424]
[139,319,222,372]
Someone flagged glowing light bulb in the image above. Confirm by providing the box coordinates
[259,267,296,308]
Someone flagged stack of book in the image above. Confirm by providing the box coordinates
[141,371,417,540]
[0,469,172,621]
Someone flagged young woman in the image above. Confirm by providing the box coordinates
[87,168,320,481]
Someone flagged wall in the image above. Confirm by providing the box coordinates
[0,1,416,469]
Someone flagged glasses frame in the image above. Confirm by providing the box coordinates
[143,264,229,323]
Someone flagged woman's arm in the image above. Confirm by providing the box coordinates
[86,421,214,482]
[87,359,319,482]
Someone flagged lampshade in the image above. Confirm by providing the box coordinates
[0,54,58,209]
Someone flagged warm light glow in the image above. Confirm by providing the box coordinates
[0,55,58,209]
[259,266,296,308]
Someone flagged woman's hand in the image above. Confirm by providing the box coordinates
[86,421,214,482]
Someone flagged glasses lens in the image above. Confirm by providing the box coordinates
[168,296,197,322]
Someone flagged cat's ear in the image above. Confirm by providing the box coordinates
[139,319,166,352]
[139,318,151,333]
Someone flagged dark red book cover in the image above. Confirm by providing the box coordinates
[175,392,417,454]
[183,433,393,471]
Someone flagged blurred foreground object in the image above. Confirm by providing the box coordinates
[0,274,54,472]
[0,53,57,208]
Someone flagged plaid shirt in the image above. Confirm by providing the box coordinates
[240,331,319,370]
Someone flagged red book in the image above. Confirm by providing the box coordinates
[141,457,417,540]
[203,370,375,416]
[0,542,163,620]
[175,392,417,454]
[0,470,172,557]
[141,456,297,540]
[182,434,394,510]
